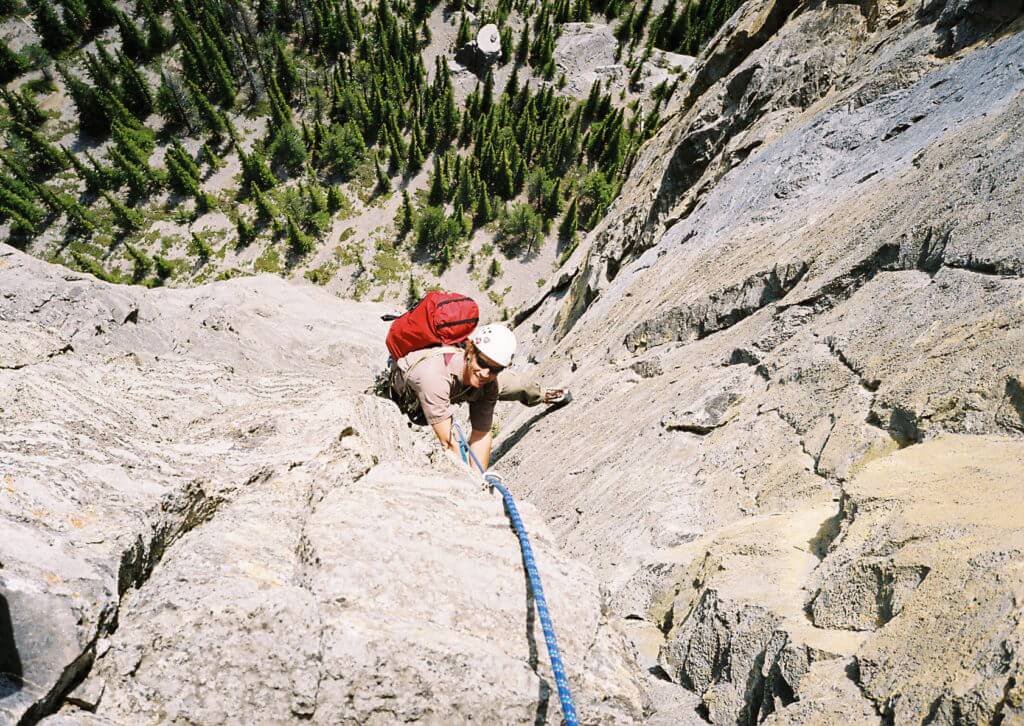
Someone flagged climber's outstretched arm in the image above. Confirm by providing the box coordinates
[429,418,492,471]
[468,427,492,471]
[431,417,460,459]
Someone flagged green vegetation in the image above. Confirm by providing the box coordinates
[0,0,736,293]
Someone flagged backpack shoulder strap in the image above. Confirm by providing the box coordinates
[402,345,462,377]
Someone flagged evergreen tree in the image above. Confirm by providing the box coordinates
[157,72,196,132]
[0,88,46,127]
[102,190,143,229]
[416,205,463,269]
[515,23,529,65]
[188,81,228,138]
[28,0,74,53]
[406,134,424,174]
[474,185,493,225]
[124,242,155,282]
[481,67,494,114]
[84,0,118,30]
[115,10,148,60]
[327,184,345,212]
[143,0,173,54]
[109,145,154,196]
[0,41,29,84]
[286,212,314,255]
[268,122,307,173]
[253,186,278,225]
[117,50,154,116]
[72,251,116,282]
[455,12,470,46]
[12,122,68,173]
[559,195,578,241]
[396,188,413,235]
[60,195,99,233]
[166,152,200,197]
[236,215,257,246]
[273,35,300,100]
[374,154,390,192]
[59,0,89,40]
[0,185,45,232]
[240,148,276,192]
[200,142,223,171]
[427,154,445,205]
[189,231,214,261]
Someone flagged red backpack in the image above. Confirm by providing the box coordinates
[384,291,480,360]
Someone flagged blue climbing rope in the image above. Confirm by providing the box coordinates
[452,421,579,726]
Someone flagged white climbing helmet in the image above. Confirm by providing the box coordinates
[470,324,517,368]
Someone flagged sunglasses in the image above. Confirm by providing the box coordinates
[471,348,505,375]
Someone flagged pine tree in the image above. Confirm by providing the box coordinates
[428,154,446,205]
[124,242,154,282]
[109,146,153,196]
[481,67,494,114]
[64,148,106,192]
[1,88,46,127]
[474,185,493,225]
[189,231,214,261]
[59,0,89,40]
[455,12,471,46]
[13,123,68,173]
[559,196,578,241]
[115,10,148,60]
[143,0,173,54]
[286,213,314,255]
[158,72,196,132]
[515,23,529,65]
[397,188,413,235]
[118,50,153,116]
[200,142,223,171]
[202,30,236,106]
[253,186,278,226]
[374,154,390,192]
[102,190,143,229]
[236,215,257,246]
[327,185,345,213]
[84,0,118,30]
[406,134,424,174]
[188,81,228,138]
[60,195,99,233]
[0,185,44,231]
[240,148,276,192]
[97,88,143,131]
[273,35,300,101]
[166,152,200,197]
[28,0,74,53]
[0,41,29,84]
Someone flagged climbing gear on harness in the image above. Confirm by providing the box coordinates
[470,323,516,367]
[451,421,579,726]
[384,291,479,360]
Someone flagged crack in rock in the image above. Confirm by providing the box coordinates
[625,261,808,353]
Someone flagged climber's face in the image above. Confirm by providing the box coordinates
[464,343,503,388]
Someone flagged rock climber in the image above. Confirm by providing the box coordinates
[388,323,570,469]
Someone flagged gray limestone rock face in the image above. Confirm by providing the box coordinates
[496,2,1024,724]
[0,247,646,724]
[5,0,1024,721]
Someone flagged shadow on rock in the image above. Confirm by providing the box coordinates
[0,593,24,699]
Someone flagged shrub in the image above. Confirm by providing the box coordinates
[497,203,543,257]
[416,205,464,269]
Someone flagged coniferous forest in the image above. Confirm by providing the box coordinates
[0,0,741,315]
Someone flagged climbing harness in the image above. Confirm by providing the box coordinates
[451,421,579,726]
